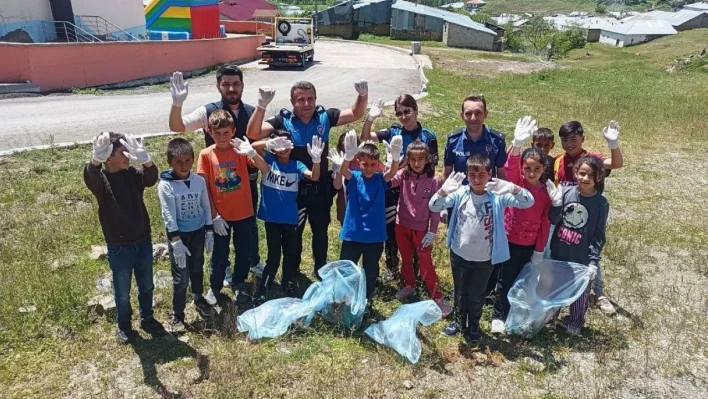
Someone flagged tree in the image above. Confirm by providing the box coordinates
[522,16,555,56]
[595,2,607,15]
[470,12,491,24]
[548,27,587,60]
[503,22,524,52]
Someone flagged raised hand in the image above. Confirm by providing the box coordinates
[513,115,537,148]
[258,86,276,109]
[343,130,360,161]
[92,132,113,163]
[602,120,620,149]
[266,136,293,153]
[231,137,256,159]
[120,134,151,164]
[354,79,368,96]
[384,135,404,162]
[307,136,325,163]
[170,71,189,106]
[367,98,385,121]
[545,180,563,207]
[328,149,344,173]
[485,178,517,196]
[440,172,465,195]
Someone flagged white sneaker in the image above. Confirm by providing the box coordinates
[491,319,505,335]
[250,262,266,278]
[597,296,616,316]
[204,289,218,306]
[223,267,233,287]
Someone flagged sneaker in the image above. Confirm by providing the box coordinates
[442,321,461,336]
[556,319,581,335]
[395,286,415,301]
[116,328,133,344]
[140,317,166,336]
[193,297,215,319]
[463,331,480,347]
[435,298,453,318]
[232,283,251,304]
[490,319,505,335]
[597,296,616,316]
[250,262,266,278]
[167,317,186,333]
[204,289,218,306]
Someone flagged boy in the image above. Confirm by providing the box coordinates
[532,127,555,182]
[157,138,216,332]
[84,132,164,344]
[429,154,534,346]
[250,132,324,300]
[553,120,623,315]
[339,130,403,300]
[197,110,269,305]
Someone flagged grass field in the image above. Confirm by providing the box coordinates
[1,30,708,398]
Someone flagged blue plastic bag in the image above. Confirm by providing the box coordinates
[364,300,442,363]
[505,259,592,338]
[236,298,314,340]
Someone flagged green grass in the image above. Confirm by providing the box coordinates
[2,30,708,398]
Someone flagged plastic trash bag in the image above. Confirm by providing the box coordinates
[236,297,313,340]
[505,259,592,338]
[364,300,442,364]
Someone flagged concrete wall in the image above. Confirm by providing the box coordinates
[71,0,147,36]
[390,28,442,41]
[676,13,708,30]
[599,30,626,46]
[0,0,54,42]
[318,23,357,39]
[443,22,495,51]
[586,28,601,42]
[359,23,390,36]
[0,35,262,91]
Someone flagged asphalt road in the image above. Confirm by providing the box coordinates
[0,40,421,151]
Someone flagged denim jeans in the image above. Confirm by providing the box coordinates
[107,236,154,330]
[210,216,253,291]
[168,227,206,320]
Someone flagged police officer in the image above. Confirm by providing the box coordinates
[247,80,369,278]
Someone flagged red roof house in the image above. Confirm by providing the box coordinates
[219,0,278,21]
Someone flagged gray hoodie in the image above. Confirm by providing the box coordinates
[158,170,212,238]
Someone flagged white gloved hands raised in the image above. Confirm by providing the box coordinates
[258,86,276,109]
[384,135,403,163]
[603,120,620,150]
[367,98,384,121]
[170,71,188,107]
[354,79,368,96]
[327,149,344,173]
[513,115,537,148]
[205,231,214,254]
[485,178,517,196]
[421,231,436,248]
[266,136,294,153]
[92,132,113,163]
[231,137,256,159]
[531,251,544,266]
[307,136,325,163]
[545,180,563,207]
[343,130,361,161]
[440,172,465,196]
[120,134,151,164]
[170,239,191,269]
[383,148,393,169]
[212,215,228,236]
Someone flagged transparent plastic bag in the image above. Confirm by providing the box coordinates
[364,300,442,364]
[236,298,314,340]
[505,259,592,338]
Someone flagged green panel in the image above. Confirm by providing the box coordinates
[151,18,192,31]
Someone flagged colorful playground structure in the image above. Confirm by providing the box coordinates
[144,0,225,40]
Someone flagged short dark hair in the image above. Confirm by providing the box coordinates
[394,94,417,112]
[166,137,194,162]
[574,155,605,194]
[358,143,380,161]
[559,121,584,138]
[271,129,293,142]
[108,132,126,157]
[461,95,487,112]
[290,81,317,98]
[533,127,554,142]
[466,153,492,173]
[216,64,243,84]
[208,109,234,130]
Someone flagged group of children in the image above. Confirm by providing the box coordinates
[86,97,623,347]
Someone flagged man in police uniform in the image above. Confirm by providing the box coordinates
[246,80,369,278]
[168,66,266,286]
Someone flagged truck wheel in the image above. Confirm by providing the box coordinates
[278,21,291,36]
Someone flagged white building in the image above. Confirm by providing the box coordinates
[622,9,708,31]
[684,2,708,11]
[598,20,677,47]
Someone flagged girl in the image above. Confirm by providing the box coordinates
[390,140,451,316]
[490,117,556,334]
[548,155,609,334]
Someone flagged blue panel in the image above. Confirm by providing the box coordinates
[0,20,49,43]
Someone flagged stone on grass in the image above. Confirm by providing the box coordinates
[152,243,169,261]
[402,380,414,390]
[87,295,116,316]
[18,305,37,313]
[153,270,172,289]
[90,246,107,260]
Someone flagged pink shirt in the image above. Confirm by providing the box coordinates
[390,169,441,233]
[503,153,551,252]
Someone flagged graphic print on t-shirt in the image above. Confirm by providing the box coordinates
[214,160,243,193]
[178,192,202,221]
[262,168,300,193]
[451,193,493,261]
[557,201,588,245]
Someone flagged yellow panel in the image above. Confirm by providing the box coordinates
[144,0,160,14]
[162,6,191,19]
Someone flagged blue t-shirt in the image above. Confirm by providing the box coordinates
[443,126,507,182]
[258,152,308,225]
[340,170,387,243]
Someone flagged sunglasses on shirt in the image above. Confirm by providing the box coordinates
[395,109,414,117]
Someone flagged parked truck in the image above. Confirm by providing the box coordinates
[257,18,315,68]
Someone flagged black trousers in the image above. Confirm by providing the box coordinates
[259,222,299,294]
[384,187,400,272]
[492,242,535,321]
[450,250,494,337]
[168,227,206,320]
[296,180,332,275]
[340,240,384,300]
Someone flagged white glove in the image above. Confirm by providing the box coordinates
[266,136,293,153]
[343,130,361,161]
[367,98,384,121]
[545,180,563,207]
[205,231,214,254]
[354,79,368,96]
[440,172,465,195]
[440,209,448,224]
[307,136,325,163]
[327,149,343,173]
[513,115,537,148]
[485,178,517,196]
[384,148,393,169]
[384,136,404,162]
[421,231,436,248]
[231,137,256,159]
[92,132,113,163]
[170,71,188,107]
[171,239,191,269]
[603,120,620,150]
[258,86,276,109]
[588,263,598,283]
[213,215,228,236]
[120,134,151,164]
[531,251,544,266]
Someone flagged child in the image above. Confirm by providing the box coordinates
[157,138,216,333]
[390,140,451,317]
[531,127,555,182]
[548,155,609,334]
[553,120,622,315]
[490,116,558,334]
[429,154,534,346]
[84,132,164,344]
[338,130,402,300]
[197,109,269,305]
[251,131,324,300]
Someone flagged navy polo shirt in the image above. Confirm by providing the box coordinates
[376,123,439,166]
[443,126,507,181]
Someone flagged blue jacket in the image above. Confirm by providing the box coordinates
[429,186,534,265]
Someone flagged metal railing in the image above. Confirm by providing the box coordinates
[43,21,103,43]
[75,15,141,41]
